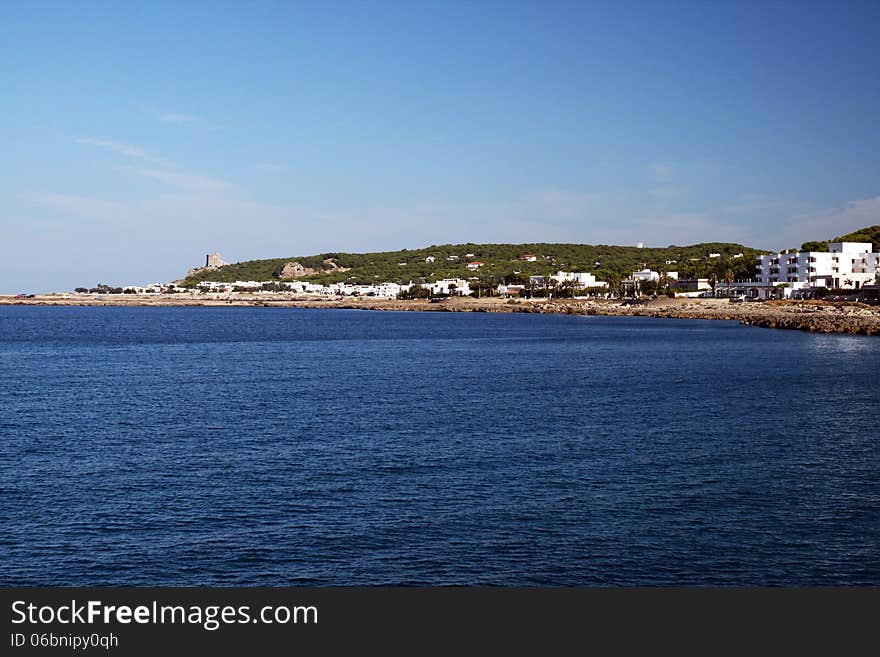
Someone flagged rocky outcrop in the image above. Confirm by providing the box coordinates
[278,261,316,279]
[278,259,350,279]
[322,258,350,272]
[3,295,878,335]
[584,299,880,336]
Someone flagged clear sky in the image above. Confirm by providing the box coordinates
[2,1,879,292]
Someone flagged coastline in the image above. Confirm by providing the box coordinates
[2,294,879,335]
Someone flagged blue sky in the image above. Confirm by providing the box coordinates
[2,1,879,291]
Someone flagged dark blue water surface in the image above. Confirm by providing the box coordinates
[1,306,878,585]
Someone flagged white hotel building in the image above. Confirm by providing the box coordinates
[755,242,879,294]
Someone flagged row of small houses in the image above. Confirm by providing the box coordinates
[181,271,714,298]
[84,271,723,300]
[419,253,541,266]
[93,270,612,299]
[190,270,610,298]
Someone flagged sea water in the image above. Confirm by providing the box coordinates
[1,306,877,585]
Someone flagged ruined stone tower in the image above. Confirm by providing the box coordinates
[206,253,228,268]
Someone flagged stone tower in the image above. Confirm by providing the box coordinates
[206,253,227,268]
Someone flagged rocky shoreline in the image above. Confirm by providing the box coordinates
[2,294,879,336]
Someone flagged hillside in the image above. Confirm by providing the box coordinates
[801,225,880,252]
[181,241,768,287]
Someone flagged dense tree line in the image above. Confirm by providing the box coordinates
[182,241,769,288]
[801,224,880,253]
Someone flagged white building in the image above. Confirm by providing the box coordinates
[631,269,660,282]
[497,284,525,296]
[325,283,402,297]
[428,279,471,296]
[550,271,608,288]
[231,280,262,289]
[197,281,235,292]
[355,283,401,297]
[672,278,712,294]
[755,242,880,294]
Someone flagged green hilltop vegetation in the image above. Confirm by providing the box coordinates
[181,241,769,287]
[800,225,880,253]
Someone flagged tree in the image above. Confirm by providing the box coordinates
[470,279,497,297]
[503,272,529,285]
[640,279,659,296]
[801,240,828,252]
[555,280,577,298]
[398,284,430,300]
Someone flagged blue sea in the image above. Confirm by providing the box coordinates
[1,306,878,585]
